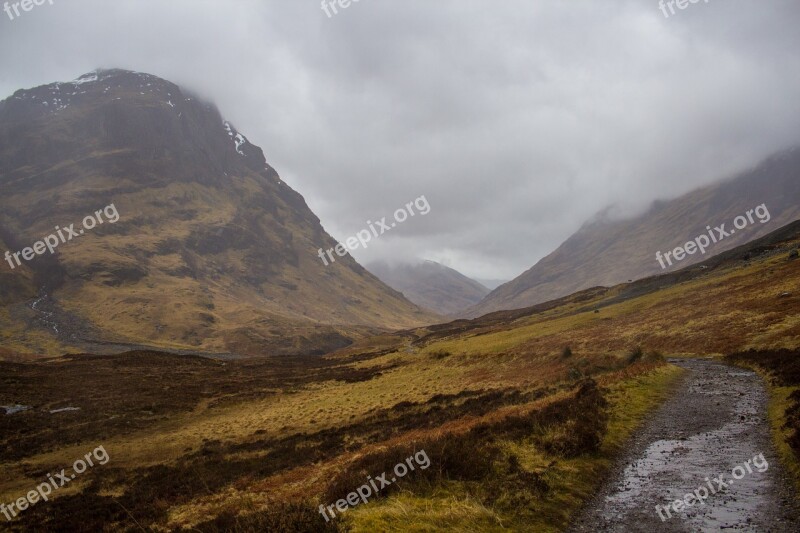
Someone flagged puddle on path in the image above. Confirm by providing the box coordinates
[2,404,31,415]
[569,359,798,532]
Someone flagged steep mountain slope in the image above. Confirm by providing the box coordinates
[468,148,800,316]
[0,69,435,356]
[367,260,488,315]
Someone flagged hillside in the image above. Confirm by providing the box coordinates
[468,148,800,316]
[474,278,508,291]
[367,260,488,315]
[0,69,435,357]
[2,217,799,531]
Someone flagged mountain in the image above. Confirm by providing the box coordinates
[367,260,489,315]
[474,278,508,290]
[467,147,800,317]
[0,69,435,356]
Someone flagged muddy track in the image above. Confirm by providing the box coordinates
[569,358,800,532]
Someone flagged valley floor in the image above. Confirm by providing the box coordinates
[1,222,799,532]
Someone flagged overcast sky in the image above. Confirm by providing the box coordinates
[1,0,799,280]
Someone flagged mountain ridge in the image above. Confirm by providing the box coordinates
[466,147,800,317]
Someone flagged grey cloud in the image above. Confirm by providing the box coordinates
[1,0,798,280]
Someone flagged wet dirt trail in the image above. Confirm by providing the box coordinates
[569,358,799,532]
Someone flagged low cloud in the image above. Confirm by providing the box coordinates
[2,0,799,279]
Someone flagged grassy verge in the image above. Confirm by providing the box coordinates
[344,363,684,532]
[767,385,800,491]
[725,349,800,492]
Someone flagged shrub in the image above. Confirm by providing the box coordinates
[468,379,609,458]
[644,350,665,363]
[429,349,451,359]
[195,502,349,532]
[482,458,550,511]
[537,379,609,457]
[626,346,644,365]
[325,379,609,507]
[324,434,500,504]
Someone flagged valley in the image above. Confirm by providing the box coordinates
[2,217,799,531]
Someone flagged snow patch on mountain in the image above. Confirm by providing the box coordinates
[223,121,248,156]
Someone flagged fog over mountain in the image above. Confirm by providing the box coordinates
[467,147,800,316]
[2,0,799,281]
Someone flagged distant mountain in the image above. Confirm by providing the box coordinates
[474,278,508,291]
[367,260,488,316]
[467,147,800,317]
[0,69,435,356]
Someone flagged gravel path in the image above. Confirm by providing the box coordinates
[569,358,799,532]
